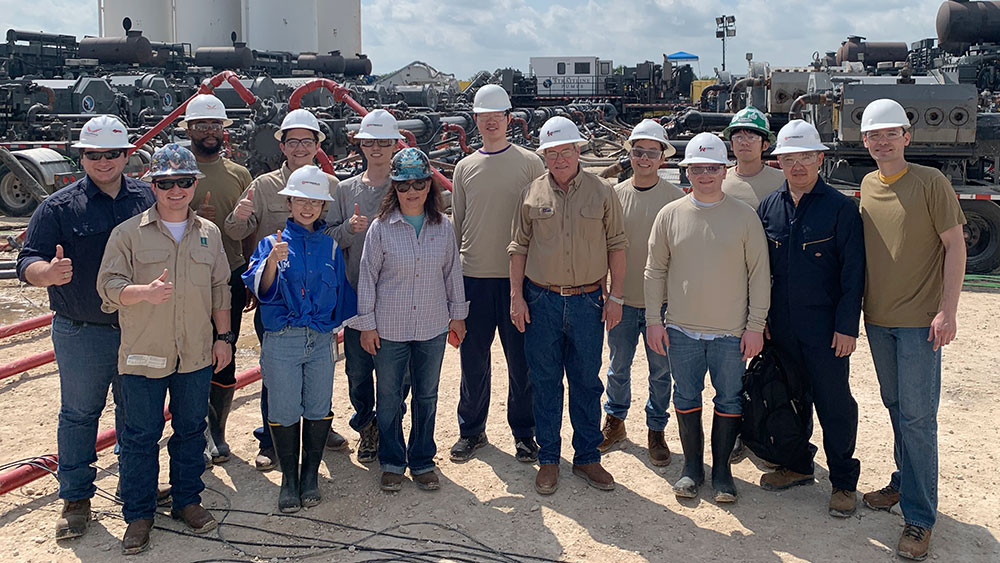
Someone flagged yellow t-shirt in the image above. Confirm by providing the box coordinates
[860,163,966,327]
[721,165,786,210]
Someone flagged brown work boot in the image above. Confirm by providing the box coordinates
[413,470,440,491]
[863,485,900,511]
[121,519,153,555]
[572,462,615,491]
[55,498,91,539]
[170,503,217,534]
[597,414,627,452]
[829,488,857,518]
[647,429,671,466]
[760,467,814,491]
[326,428,348,451]
[380,472,404,492]
[897,524,932,561]
[535,464,559,495]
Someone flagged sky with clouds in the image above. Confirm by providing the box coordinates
[1,0,948,79]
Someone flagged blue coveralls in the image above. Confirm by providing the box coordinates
[757,178,865,491]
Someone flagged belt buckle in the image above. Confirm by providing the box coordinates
[559,286,574,296]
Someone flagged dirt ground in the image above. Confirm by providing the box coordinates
[1,215,998,562]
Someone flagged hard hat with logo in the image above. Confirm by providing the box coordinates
[473,84,512,113]
[73,115,135,150]
[679,132,730,166]
[771,119,829,155]
[625,119,677,157]
[355,109,404,140]
[179,94,233,128]
[860,98,911,132]
[143,143,205,180]
[536,116,588,154]
[390,147,433,181]
[722,106,776,143]
[277,165,334,201]
[274,108,327,142]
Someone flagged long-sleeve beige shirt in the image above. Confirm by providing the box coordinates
[98,206,231,378]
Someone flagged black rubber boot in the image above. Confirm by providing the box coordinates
[673,409,705,498]
[269,421,301,513]
[207,384,235,463]
[300,412,333,508]
[711,413,741,503]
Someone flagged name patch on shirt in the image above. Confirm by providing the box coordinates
[200,236,208,247]
[126,354,168,369]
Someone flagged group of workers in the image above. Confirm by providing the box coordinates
[14,83,963,561]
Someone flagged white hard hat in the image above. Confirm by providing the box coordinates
[355,109,404,140]
[679,132,730,166]
[860,98,911,132]
[179,94,232,128]
[536,116,587,153]
[72,115,135,149]
[274,109,326,142]
[277,165,334,202]
[626,119,676,157]
[473,84,512,113]
[771,119,829,155]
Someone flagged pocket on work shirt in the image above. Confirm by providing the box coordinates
[134,248,170,285]
[189,250,215,286]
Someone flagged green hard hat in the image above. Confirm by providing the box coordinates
[722,106,776,143]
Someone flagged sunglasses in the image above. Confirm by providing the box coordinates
[360,139,396,148]
[153,177,197,190]
[630,147,663,160]
[83,149,126,161]
[394,179,430,192]
[189,122,224,132]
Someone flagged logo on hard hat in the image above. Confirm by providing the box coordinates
[112,129,123,134]
[784,135,804,141]
[699,146,708,152]
[85,126,101,134]
[301,180,321,186]
[206,104,218,109]
[547,130,559,136]
[368,123,383,128]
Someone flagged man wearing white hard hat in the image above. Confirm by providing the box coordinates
[16,115,155,540]
[857,99,966,561]
[721,106,785,210]
[755,119,865,518]
[225,108,344,469]
[598,119,683,466]
[179,93,253,467]
[508,115,627,495]
[450,85,546,464]
[644,132,769,504]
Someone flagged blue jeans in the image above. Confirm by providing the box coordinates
[523,281,605,466]
[344,327,376,431]
[50,314,122,501]
[866,323,941,529]
[604,304,672,430]
[373,332,447,475]
[118,366,212,523]
[252,308,273,450]
[666,328,744,415]
[261,327,334,425]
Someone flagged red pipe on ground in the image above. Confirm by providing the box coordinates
[0,350,55,380]
[0,313,53,340]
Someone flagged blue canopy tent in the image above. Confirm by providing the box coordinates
[666,51,701,76]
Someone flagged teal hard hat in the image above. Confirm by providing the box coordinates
[722,106,776,143]
[143,143,204,180]
[390,147,433,181]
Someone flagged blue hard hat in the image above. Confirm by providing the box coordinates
[143,143,204,180]
[390,147,432,181]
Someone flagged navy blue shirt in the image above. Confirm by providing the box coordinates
[757,178,865,346]
[16,175,155,324]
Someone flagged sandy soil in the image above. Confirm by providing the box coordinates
[1,230,998,562]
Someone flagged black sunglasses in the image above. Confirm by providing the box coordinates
[83,149,126,161]
[394,179,430,192]
[153,177,197,190]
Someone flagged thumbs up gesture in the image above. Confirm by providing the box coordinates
[146,268,174,304]
[196,191,216,221]
[349,202,368,234]
[267,230,289,264]
[234,187,254,221]
[48,244,73,286]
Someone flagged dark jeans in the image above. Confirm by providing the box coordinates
[252,308,273,450]
[771,330,860,491]
[457,276,533,438]
[523,281,605,466]
[343,327,376,432]
[211,264,246,386]
[604,303,672,430]
[118,366,212,522]
[50,315,122,501]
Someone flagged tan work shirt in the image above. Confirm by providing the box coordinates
[191,157,252,270]
[508,169,627,287]
[721,165,786,210]
[223,163,339,246]
[98,206,231,378]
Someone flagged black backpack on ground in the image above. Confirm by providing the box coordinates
[739,344,810,467]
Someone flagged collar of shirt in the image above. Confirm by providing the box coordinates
[138,205,206,237]
[545,169,583,194]
[82,175,149,200]
[777,177,832,200]
[282,217,328,238]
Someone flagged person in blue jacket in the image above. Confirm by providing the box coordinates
[755,120,865,518]
[243,165,356,513]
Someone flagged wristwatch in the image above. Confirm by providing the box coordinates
[216,331,237,344]
[607,294,624,305]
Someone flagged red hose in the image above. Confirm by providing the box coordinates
[0,350,55,381]
[400,130,418,148]
[0,313,53,340]
[441,123,472,154]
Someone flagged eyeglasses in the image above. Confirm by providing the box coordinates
[776,153,821,167]
[360,139,396,148]
[630,147,663,160]
[188,122,224,132]
[394,179,430,192]
[730,131,763,144]
[476,111,508,123]
[290,198,324,208]
[864,130,905,142]
[83,149,125,161]
[153,177,196,190]
[543,148,577,161]
[283,138,317,149]
[686,165,724,175]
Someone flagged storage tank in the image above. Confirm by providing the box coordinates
[194,43,255,69]
[245,0,319,54]
[174,0,241,50]
[297,52,347,74]
[317,0,362,57]
[99,0,172,42]
[80,31,153,64]
[835,36,908,66]
[937,1,1000,53]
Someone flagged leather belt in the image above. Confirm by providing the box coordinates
[529,279,602,296]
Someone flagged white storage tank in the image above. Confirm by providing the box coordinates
[317,0,362,57]
[245,0,319,54]
[174,0,242,48]
[99,0,172,42]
